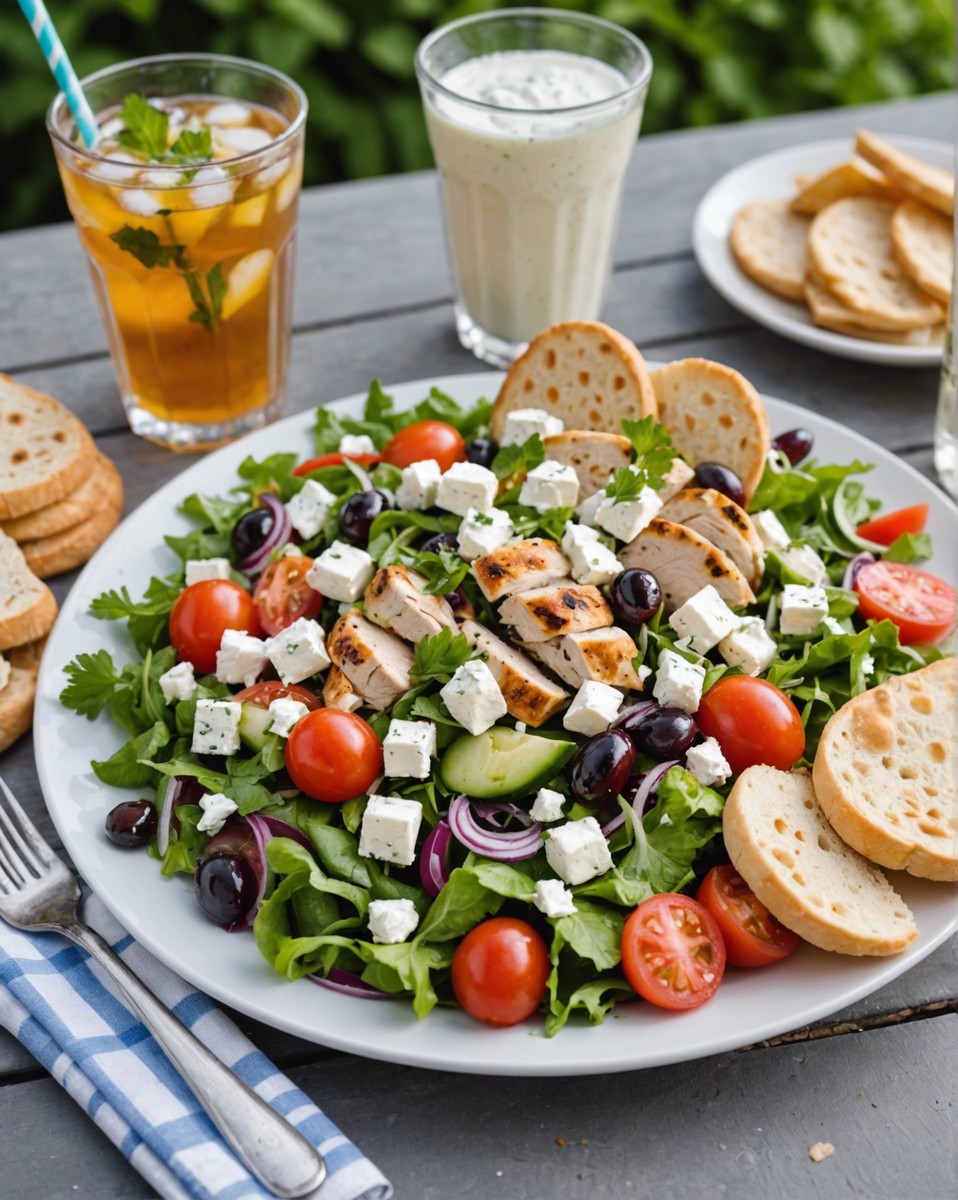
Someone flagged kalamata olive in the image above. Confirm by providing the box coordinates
[692,462,746,508]
[445,587,475,619]
[417,530,459,554]
[338,489,391,545]
[771,428,814,466]
[632,706,698,760]
[194,854,258,926]
[230,507,274,562]
[466,437,497,469]
[611,568,662,625]
[104,799,157,848]
[570,729,636,807]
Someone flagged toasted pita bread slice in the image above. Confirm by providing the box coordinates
[0,638,45,754]
[855,130,954,216]
[542,431,632,502]
[0,452,122,541]
[660,487,765,588]
[730,199,810,301]
[0,531,58,651]
[617,518,755,612]
[649,359,770,502]
[790,156,897,215]
[490,321,656,442]
[804,268,937,342]
[891,199,953,305]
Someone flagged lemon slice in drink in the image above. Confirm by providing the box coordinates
[230,192,269,228]
[221,249,274,320]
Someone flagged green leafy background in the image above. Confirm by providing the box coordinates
[1,0,952,232]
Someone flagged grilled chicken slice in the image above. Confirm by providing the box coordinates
[499,580,614,643]
[617,518,755,612]
[657,457,696,503]
[460,618,568,727]
[525,626,645,691]
[471,537,570,603]
[327,609,414,710]
[542,431,632,502]
[364,564,457,643]
[322,665,363,713]
[661,487,765,588]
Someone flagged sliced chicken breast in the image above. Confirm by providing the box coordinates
[460,618,568,727]
[525,626,645,691]
[327,609,414,710]
[661,487,765,587]
[322,665,363,713]
[617,518,755,612]
[364,564,457,643]
[498,580,614,643]
[471,537,570,602]
[542,431,632,501]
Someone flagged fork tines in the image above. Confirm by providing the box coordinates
[0,776,52,892]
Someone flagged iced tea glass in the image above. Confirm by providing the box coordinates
[47,55,307,451]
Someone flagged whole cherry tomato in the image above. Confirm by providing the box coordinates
[285,709,383,803]
[382,421,466,473]
[169,580,259,675]
[451,917,550,1027]
[696,676,805,775]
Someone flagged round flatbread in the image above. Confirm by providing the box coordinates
[891,199,953,305]
[0,452,122,541]
[855,129,954,217]
[0,638,45,755]
[730,199,810,301]
[0,531,57,651]
[20,486,123,579]
[804,270,935,344]
[541,431,632,501]
[808,197,944,330]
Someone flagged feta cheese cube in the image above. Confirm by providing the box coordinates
[595,485,663,543]
[306,540,375,601]
[668,585,741,654]
[440,660,507,735]
[196,791,238,835]
[861,652,876,677]
[779,584,830,635]
[534,878,577,918]
[718,617,777,676]
[779,544,828,586]
[436,462,498,517]
[158,661,196,703]
[264,617,330,683]
[456,507,514,561]
[561,522,621,586]
[685,737,732,787]
[750,509,790,552]
[191,700,242,756]
[338,433,376,456]
[185,557,231,585]
[545,817,614,886]
[562,680,622,736]
[519,461,580,512]
[215,629,267,687]
[502,407,564,445]
[396,458,442,512]
[383,718,437,779]
[575,490,604,528]
[822,616,844,636]
[530,787,566,823]
[367,898,420,944]
[286,479,336,541]
[652,650,706,713]
[267,697,309,738]
[358,794,423,867]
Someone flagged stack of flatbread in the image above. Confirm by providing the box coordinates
[0,375,124,752]
[731,130,953,345]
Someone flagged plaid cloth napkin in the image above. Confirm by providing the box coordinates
[0,892,391,1200]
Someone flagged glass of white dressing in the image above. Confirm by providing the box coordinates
[416,8,653,366]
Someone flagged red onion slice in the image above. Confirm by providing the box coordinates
[613,700,658,731]
[631,760,681,817]
[601,811,626,838]
[307,967,391,1000]
[259,814,312,850]
[471,801,536,831]
[156,775,203,856]
[236,493,292,575]
[842,551,875,592]
[447,795,542,861]
[420,819,452,897]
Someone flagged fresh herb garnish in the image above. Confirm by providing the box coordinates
[490,434,545,481]
[117,93,213,166]
[604,466,646,505]
[405,546,471,596]
[608,417,676,497]
[410,628,476,683]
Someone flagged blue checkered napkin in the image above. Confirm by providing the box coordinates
[0,893,391,1200]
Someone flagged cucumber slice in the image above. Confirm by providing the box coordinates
[238,701,273,752]
[440,727,576,800]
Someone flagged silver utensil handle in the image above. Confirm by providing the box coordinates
[67,921,325,1198]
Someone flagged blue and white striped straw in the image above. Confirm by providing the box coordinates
[18,0,100,148]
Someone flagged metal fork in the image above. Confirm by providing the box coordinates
[0,777,325,1198]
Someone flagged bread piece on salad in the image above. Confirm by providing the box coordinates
[542,431,632,503]
[813,658,957,882]
[724,766,918,956]
[617,518,755,612]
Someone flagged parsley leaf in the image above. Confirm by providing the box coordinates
[604,466,645,504]
[619,416,676,493]
[404,546,471,596]
[490,434,544,481]
[117,93,169,159]
[410,628,476,683]
[60,650,123,719]
[110,225,185,269]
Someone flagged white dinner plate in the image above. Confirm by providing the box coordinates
[35,372,957,1077]
[692,136,953,367]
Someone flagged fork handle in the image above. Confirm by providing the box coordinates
[65,921,326,1198]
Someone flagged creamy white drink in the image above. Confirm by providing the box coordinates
[421,45,647,359]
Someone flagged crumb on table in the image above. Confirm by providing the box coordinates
[809,1142,835,1163]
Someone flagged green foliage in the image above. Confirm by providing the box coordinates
[2,0,953,230]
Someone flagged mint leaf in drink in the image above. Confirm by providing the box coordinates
[185,263,227,333]
[118,93,169,159]
[168,127,213,163]
[206,264,227,320]
[110,225,185,269]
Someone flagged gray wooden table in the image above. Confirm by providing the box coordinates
[1,92,955,1200]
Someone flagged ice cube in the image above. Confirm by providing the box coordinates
[139,167,186,189]
[214,126,272,156]
[275,158,303,213]
[204,102,252,127]
[98,117,123,139]
[92,152,142,185]
[118,188,164,216]
[252,158,289,191]
[186,164,236,210]
[221,249,274,320]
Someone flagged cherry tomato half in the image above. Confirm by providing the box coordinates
[451,917,550,1027]
[285,709,383,803]
[696,676,805,775]
[856,503,929,546]
[234,681,322,711]
[854,559,957,646]
[382,420,466,473]
[169,580,259,675]
[252,556,322,636]
[621,894,726,1010]
[696,865,799,967]
[294,452,382,476]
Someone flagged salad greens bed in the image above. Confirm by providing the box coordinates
[61,381,942,1035]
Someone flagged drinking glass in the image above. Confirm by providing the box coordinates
[416,8,653,367]
[47,55,307,451]
[933,208,957,498]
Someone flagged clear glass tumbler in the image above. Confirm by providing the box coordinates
[416,8,652,367]
[47,55,307,451]
[933,207,957,498]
